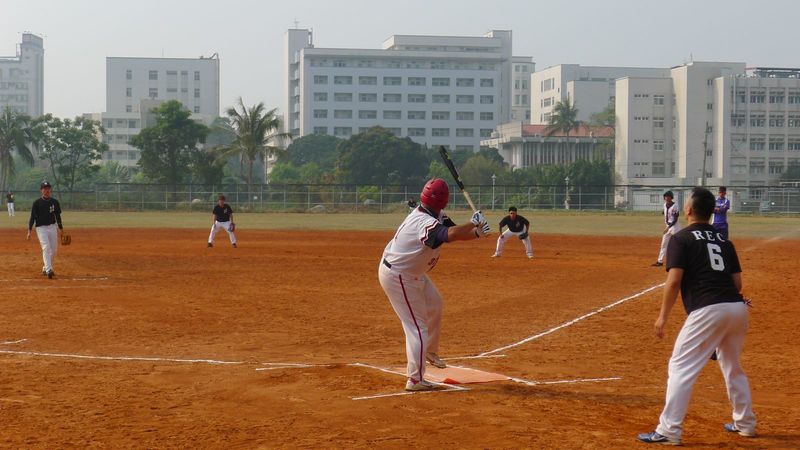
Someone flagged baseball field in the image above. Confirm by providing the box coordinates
[0,211,798,448]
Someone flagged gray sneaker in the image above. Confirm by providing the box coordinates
[426,352,446,369]
[405,379,438,392]
[724,423,756,437]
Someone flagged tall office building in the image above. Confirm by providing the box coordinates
[284,29,532,151]
[0,33,44,116]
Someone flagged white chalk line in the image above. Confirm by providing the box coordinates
[508,376,622,387]
[443,354,506,361]
[0,339,27,345]
[349,362,469,400]
[0,276,109,282]
[0,349,245,365]
[476,283,666,357]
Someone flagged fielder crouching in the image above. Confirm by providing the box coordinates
[379,178,490,392]
[208,194,237,248]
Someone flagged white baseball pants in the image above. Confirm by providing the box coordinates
[208,220,237,245]
[657,225,682,263]
[7,203,14,217]
[494,229,532,257]
[656,301,756,440]
[35,224,58,272]
[378,262,443,383]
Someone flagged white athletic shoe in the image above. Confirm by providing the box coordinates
[426,352,447,368]
[405,379,438,392]
[527,254,533,259]
[491,253,500,258]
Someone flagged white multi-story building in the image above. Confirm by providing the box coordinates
[93,56,220,168]
[511,56,534,122]
[531,64,669,125]
[284,29,531,151]
[0,33,44,116]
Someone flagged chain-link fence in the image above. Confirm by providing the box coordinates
[5,183,800,214]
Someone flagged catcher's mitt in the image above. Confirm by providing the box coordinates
[61,233,72,245]
[519,232,529,240]
[228,222,236,232]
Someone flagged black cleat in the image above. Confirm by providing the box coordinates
[232,243,237,248]
[207,243,213,248]
[47,270,54,279]
[651,261,664,267]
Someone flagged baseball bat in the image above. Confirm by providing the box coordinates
[438,145,479,213]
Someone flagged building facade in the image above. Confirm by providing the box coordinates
[0,33,44,116]
[530,64,669,125]
[284,29,531,152]
[511,56,534,122]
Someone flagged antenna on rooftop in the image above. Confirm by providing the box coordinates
[293,19,299,29]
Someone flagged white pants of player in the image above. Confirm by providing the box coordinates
[494,229,532,257]
[7,203,14,217]
[35,224,58,273]
[208,220,237,245]
[657,224,682,263]
[378,262,443,383]
[656,302,756,440]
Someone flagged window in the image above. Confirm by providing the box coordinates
[789,93,800,104]
[432,95,450,104]
[359,76,377,85]
[480,112,494,121]
[769,162,784,175]
[334,110,352,119]
[334,76,352,85]
[542,97,553,108]
[788,139,800,151]
[313,92,328,102]
[432,128,450,137]
[456,95,474,104]
[749,162,765,175]
[126,87,132,97]
[313,109,328,118]
[652,162,665,175]
[770,92,785,104]
[789,115,800,127]
[148,88,158,98]
[707,103,713,110]
[194,71,200,81]
[194,106,200,113]
[750,93,766,103]
[653,117,664,128]
[431,61,446,69]
[383,76,401,86]
[149,70,158,80]
[456,111,474,120]
[126,70,132,80]
[408,127,426,136]
[333,60,347,68]
[357,60,374,68]
[480,129,493,138]
[125,105,132,113]
[194,88,200,98]
[314,75,328,84]
[456,78,474,87]
[432,78,450,87]
[407,111,426,120]
[333,127,352,137]
[383,93,401,103]
[456,128,474,137]
[480,78,494,87]
[480,95,494,104]
[432,111,450,120]
[334,93,353,102]
[654,140,665,151]
[736,91,746,103]
[408,77,426,86]
[769,114,785,127]
[654,95,665,105]
[731,114,745,127]
[359,110,377,119]
[750,114,765,127]
[359,93,377,102]
[769,139,784,151]
[750,138,765,151]
[313,127,328,135]
[408,94,426,103]
[383,110,401,119]
[541,78,554,91]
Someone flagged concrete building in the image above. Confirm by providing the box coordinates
[481,122,613,169]
[93,56,220,168]
[530,64,669,125]
[284,29,531,151]
[0,33,44,116]
[511,57,535,122]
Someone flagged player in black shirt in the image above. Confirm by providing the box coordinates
[26,181,64,279]
[207,194,237,248]
[638,187,756,445]
[491,206,533,259]
[6,190,14,217]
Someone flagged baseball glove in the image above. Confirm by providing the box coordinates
[519,232,528,240]
[61,233,72,245]
[228,222,236,232]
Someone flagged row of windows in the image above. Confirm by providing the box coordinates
[0,94,28,102]
[103,150,140,161]
[731,114,800,127]
[513,80,529,90]
[735,92,800,104]
[746,139,800,151]
[733,161,800,176]
[308,59,497,71]
[312,109,495,120]
[313,75,495,87]
[126,87,200,97]
[0,81,28,90]
[311,92,494,104]
[102,119,139,129]
[129,70,201,81]
[312,126,493,138]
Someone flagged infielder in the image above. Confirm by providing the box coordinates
[207,195,237,248]
[492,206,532,259]
[638,187,756,446]
[652,190,681,267]
[379,178,490,391]
[26,181,63,279]
[713,186,730,240]
[6,190,14,217]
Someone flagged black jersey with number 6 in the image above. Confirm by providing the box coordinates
[666,223,744,314]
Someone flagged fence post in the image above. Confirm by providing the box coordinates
[355,185,358,213]
[95,186,98,211]
[117,183,121,211]
[307,185,311,209]
[578,186,582,210]
[260,184,264,211]
[380,185,383,213]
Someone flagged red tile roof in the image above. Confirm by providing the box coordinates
[521,124,614,138]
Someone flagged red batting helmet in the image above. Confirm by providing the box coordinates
[420,178,449,212]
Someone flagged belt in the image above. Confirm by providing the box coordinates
[382,258,392,269]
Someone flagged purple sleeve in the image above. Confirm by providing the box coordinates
[423,223,450,249]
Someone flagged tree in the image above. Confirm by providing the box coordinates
[335,127,431,185]
[216,98,292,195]
[283,134,341,170]
[458,154,505,185]
[0,107,36,192]
[130,100,209,184]
[545,98,582,165]
[38,115,108,192]
[268,162,301,184]
[588,101,615,129]
[92,161,131,184]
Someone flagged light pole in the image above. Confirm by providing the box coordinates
[491,174,496,210]
[564,176,570,210]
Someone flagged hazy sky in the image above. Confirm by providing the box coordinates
[2,0,798,118]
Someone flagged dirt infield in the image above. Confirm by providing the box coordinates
[0,228,798,448]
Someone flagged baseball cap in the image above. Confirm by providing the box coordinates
[40,181,52,188]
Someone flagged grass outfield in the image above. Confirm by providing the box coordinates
[1,210,797,238]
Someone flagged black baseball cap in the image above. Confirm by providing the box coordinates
[40,181,52,188]
[663,190,674,198]
[508,206,518,212]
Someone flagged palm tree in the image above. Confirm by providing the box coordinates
[0,108,36,193]
[545,97,582,161]
[216,99,292,202]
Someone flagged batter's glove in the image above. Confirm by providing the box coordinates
[470,210,486,226]
[61,233,71,246]
[480,222,491,236]
[228,223,236,232]
[519,232,528,240]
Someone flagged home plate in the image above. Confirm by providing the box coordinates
[395,366,510,384]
